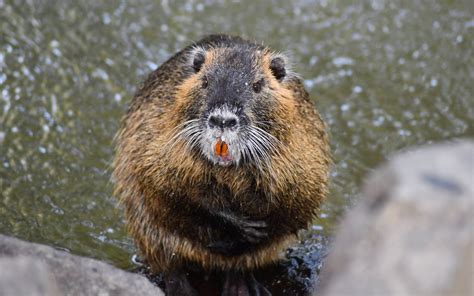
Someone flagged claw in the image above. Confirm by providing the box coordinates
[240,219,267,228]
[241,226,268,244]
[235,216,268,244]
[211,212,269,249]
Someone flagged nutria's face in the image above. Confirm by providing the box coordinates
[176,46,292,167]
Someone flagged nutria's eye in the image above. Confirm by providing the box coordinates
[270,57,286,81]
[193,52,205,72]
[202,76,208,89]
[252,80,263,93]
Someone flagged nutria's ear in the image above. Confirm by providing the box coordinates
[269,56,286,81]
[193,52,205,72]
[190,47,206,72]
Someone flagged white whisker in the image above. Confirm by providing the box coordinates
[240,124,281,176]
[164,118,202,155]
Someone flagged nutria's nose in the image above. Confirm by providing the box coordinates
[208,114,239,129]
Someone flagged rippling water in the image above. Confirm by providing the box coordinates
[1,0,473,274]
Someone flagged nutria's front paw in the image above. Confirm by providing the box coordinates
[234,217,268,244]
[216,212,269,244]
[206,218,268,256]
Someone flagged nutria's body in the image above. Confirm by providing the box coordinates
[113,35,330,295]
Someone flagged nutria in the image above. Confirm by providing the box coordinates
[113,34,330,296]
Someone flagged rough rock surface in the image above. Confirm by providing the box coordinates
[0,235,164,296]
[0,256,60,296]
[319,141,474,296]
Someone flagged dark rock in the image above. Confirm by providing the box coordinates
[319,141,474,296]
[0,235,164,296]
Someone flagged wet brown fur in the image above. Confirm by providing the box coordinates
[113,35,330,273]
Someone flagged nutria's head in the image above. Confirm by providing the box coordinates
[172,44,297,168]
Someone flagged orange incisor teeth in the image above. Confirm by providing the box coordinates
[215,139,229,157]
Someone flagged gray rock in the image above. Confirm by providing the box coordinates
[0,235,164,296]
[0,256,60,296]
[319,141,474,296]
